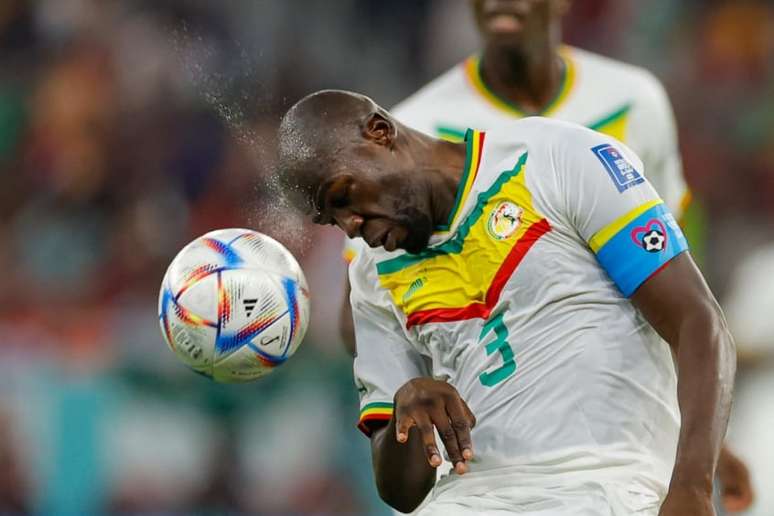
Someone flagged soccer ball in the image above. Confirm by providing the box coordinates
[158,229,310,382]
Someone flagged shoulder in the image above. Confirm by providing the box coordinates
[570,46,671,110]
[484,117,602,151]
[475,118,596,192]
[483,117,643,183]
[391,61,469,127]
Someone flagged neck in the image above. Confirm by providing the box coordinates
[479,37,563,113]
[412,133,468,228]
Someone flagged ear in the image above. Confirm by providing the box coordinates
[363,111,396,147]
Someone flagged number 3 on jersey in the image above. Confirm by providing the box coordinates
[478,312,516,386]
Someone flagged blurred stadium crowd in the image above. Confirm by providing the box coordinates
[0,0,772,514]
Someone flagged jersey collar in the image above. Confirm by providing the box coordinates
[464,46,576,117]
[434,129,485,235]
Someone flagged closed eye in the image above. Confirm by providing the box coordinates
[330,187,350,209]
[313,177,351,225]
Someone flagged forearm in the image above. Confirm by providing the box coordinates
[671,303,736,491]
[371,418,436,513]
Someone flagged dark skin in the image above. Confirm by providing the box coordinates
[280,90,737,514]
[372,378,476,513]
[336,1,754,511]
[471,0,570,113]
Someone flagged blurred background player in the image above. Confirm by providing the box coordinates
[338,0,753,513]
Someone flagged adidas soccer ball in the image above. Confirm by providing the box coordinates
[158,229,310,382]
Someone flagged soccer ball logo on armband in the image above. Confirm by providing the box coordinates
[642,229,666,252]
[631,219,668,253]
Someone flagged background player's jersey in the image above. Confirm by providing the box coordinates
[351,119,688,494]
[344,46,687,262]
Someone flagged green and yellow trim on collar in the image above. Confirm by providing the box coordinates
[436,129,486,233]
[436,125,467,143]
[463,46,576,117]
[357,402,394,437]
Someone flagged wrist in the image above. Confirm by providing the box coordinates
[669,468,714,496]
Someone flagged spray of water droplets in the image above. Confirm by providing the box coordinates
[170,24,311,255]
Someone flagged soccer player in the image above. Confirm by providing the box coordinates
[278,90,736,515]
[335,1,752,510]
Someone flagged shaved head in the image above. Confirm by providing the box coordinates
[276,89,465,254]
[278,90,386,210]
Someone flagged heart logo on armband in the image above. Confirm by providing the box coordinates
[630,219,667,253]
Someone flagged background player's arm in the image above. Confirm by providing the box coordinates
[339,274,355,356]
[631,253,735,515]
[339,237,363,356]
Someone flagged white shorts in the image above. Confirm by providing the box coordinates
[415,466,664,516]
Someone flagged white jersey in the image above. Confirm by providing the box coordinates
[352,120,688,499]
[343,46,687,263]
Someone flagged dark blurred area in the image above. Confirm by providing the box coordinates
[0,0,771,514]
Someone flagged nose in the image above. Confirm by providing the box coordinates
[336,212,364,239]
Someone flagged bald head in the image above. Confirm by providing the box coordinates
[276,89,454,254]
[278,90,389,206]
[279,89,378,150]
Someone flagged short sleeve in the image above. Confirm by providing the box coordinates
[629,72,689,219]
[350,257,429,437]
[556,128,689,297]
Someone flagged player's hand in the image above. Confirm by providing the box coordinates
[393,378,476,475]
[717,447,754,512]
[659,486,715,516]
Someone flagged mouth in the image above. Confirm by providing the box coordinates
[486,13,524,32]
[482,2,529,33]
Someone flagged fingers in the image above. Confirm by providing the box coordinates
[436,418,465,473]
[395,413,414,444]
[446,397,474,462]
[719,452,754,512]
[722,476,754,512]
[395,411,442,467]
[393,379,477,474]
[723,492,752,513]
[414,412,443,467]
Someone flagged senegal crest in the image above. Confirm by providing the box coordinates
[487,201,522,240]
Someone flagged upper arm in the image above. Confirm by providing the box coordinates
[554,127,689,298]
[630,252,724,349]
